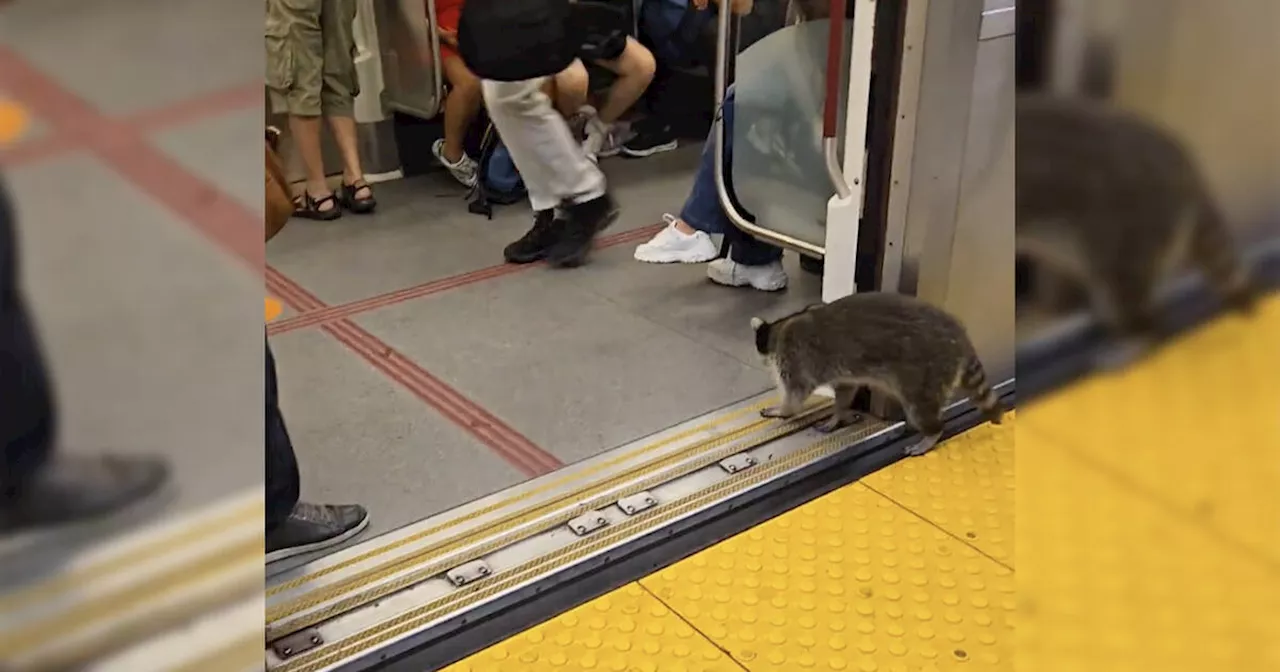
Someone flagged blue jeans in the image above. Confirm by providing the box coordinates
[678,87,784,266]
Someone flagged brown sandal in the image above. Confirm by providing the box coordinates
[338,180,377,214]
[293,192,342,221]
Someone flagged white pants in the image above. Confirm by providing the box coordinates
[481,77,607,213]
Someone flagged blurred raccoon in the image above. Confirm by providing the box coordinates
[751,292,1005,457]
[1017,93,1257,367]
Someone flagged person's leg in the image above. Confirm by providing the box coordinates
[263,338,369,563]
[1,181,168,531]
[267,0,340,220]
[434,53,482,187]
[586,37,657,159]
[264,340,299,532]
[320,0,376,214]
[482,77,616,268]
[545,59,590,119]
[632,112,725,264]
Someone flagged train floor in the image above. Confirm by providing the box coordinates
[439,289,1280,672]
[265,147,824,570]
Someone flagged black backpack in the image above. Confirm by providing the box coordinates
[458,0,576,82]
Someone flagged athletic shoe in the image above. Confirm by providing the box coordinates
[0,454,169,533]
[432,138,479,188]
[706,258,788,291]
[547,193,619,268]
[634,213,718,263]
[620,124,678,158]
[265,502,369,564]
[503,209,561,264]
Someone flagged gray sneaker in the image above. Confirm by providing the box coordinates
[265,502,369,564]
[0,454,169,533]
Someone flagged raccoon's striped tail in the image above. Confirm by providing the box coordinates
[962,356,1005,425]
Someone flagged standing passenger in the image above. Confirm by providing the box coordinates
[458,0,619,267]
[266,0,378,220]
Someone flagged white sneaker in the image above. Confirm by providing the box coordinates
[432,139,478,188]
[634,214,719,264]
[706,257,788,292]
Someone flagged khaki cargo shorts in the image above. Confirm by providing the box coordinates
[265,0,360,117]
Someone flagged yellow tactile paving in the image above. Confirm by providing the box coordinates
[863,417,1015,568]
[441,583,743,672]
[641,482,1016,670]
[1017,429,1280,672]
[1020,292,1280,564]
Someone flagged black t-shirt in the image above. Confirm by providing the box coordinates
[458,0,576,81]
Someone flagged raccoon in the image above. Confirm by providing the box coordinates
[751,292,1005,457]
[1017,93,1257,367]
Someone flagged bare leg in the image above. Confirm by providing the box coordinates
[288,115,336,212]
[545,60,590,118]
[440,56,483,163]
[592,38,656,125]
[817,383,862,433]
[325,115,371,199]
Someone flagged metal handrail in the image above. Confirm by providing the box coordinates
[712,1,832,257]
[822,0,854,200]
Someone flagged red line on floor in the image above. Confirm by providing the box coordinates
[0,46,558,476]
[266,266,563,477]
[0,81,262,168]
[0,47,262,267]
[268,223,665,335]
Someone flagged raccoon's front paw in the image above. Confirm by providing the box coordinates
[761,405,794,420]
[903,434,940,457]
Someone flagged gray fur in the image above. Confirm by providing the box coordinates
[752,292,1004,457]
[1017,93,1256,365]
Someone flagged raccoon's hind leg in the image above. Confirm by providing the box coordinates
[901,390,945,457]
[960,357,1004,425]
[817,383,863,433]
[1191,204,1258,315]
[1087,265,1159,372]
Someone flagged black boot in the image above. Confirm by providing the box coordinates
[503,209,562,264]
[547,193,619,268]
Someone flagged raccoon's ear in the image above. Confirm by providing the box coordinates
[750,317,765,332]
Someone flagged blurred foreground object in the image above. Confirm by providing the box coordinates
[1016,1,1280,670]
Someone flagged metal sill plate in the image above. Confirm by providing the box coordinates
[264,391,876,671]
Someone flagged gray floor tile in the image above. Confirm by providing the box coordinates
[7,155,262,515]
[0,0,261,117]
[353,271,773,466]
[269,328,526,539]
[266,181,505,305]
[149,106,266,218]
[550,243,824,368]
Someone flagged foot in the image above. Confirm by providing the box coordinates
[265,501,369,564]
[583,116,622,162]
[706,258,788,292]
[620,123,678,158]
[546,193,619,268]
[432,139,479,188]
[634,214,718,264]
[338,180,377,214]
[761,405,796,420]
[503,209,562,264]
[904,434,941,457]
[816,412,862,433]
[0,454,169,533]
[293,191,342,221]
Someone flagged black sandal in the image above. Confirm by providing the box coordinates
[293,191,342,221]
[338,180,377,214]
